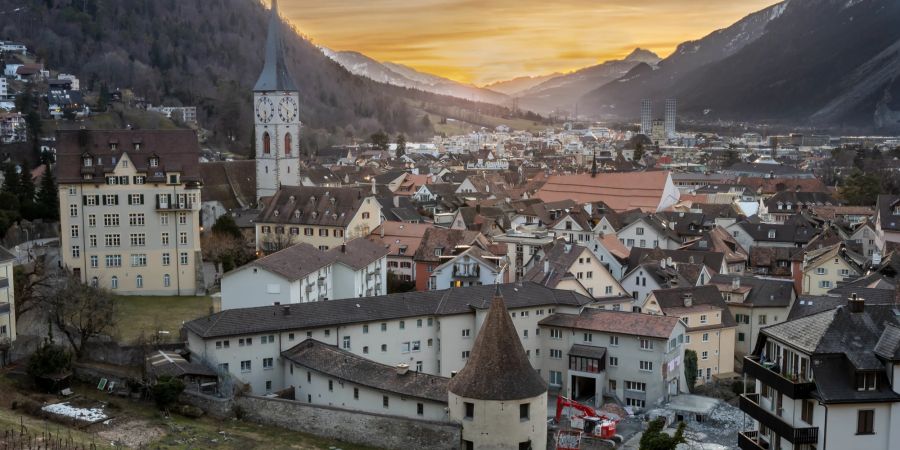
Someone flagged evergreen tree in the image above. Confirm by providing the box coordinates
[97,82,110,111]
[395,133,406,158]
[639,418,686,450]
[1,164,21,198]
[211,214,242,239]
[36,165,59,221]
[684,349,698,392]
[19,161,36,204]
[370,130,389,151]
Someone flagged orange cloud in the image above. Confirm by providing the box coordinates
[279,0,781,85]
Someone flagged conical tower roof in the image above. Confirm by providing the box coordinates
[254,0,297,92]
[448,285,547,400]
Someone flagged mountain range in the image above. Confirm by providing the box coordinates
[579,0,900,130]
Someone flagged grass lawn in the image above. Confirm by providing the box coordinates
[113,295,215,344]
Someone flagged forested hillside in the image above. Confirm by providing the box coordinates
[1,0,537,153]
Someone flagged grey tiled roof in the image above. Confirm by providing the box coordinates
[710,274,794,308]
[761,309,836,354]
[282,339,448,402]
[448,290,547,400]
[245,238,388,281]
[184,282,593,339]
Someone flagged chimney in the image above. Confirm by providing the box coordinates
[371,177,376,195]
[282,305,291,316]
[543,260,550,274]
[396,363,409,375]
[848,293,865,313]
[393,196,400,208]
[683,292,693,307]
[341,243,346,253]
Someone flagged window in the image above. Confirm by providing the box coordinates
[69,204,78,217]
[702,333,709,342]
[383,396,389,408]
[88,215,96,227]
[417,319,423,328]
[318,229,328,237]
[462,351,470,359]
[70,225,79,238]
[240,361,251,373]
[179,231,188,245]
[625,398,646,408]
[89,255,98,268]
[519,403,530,420]
[130,233,146,247]
[363,324,369,334]
[178,213,188,225]
[103,214,120,227]
[180,252,189,265]
[133,176,145,184]
[701,351,709,360]
[343,336,351,349]
[161,233,170,246]
[363,346,369,354]
[549,370,563,386]
[550,329,562,339]
[284,133,292,156]
[417,403,424,416]
[464,402,474,419]
[839,268,850,277]
[105,255,122,267]
[128,213,145,226]
[328,380,334,391]
[462,329,471,338]
[610,335,619,346]
[160,214,169,226]
[857,410,874,435]
[583,333,592,342]
[131,254,147,267]
[609,356,618,367]
[605,286,613,294]
[639,361,653,372]
[263,358,273,370]
[816,267,826,275]
[128,194,144,205]
[700,314,707,324]
[820,280,833,288]
[399,320,405,330]
[636,227,644,235]
[801,400,814,424]
[758,315,767,325]
[381,344,387,352]
[550,349,563,359]
[738,332,745,342]
[640,339,653,350]
[163,274,171,287]
[162,253,171,266]
[71,246,80,258]
[104,234,121,247]
[260,335,274,344]
[625,381,646,392]
[856,372,877,391]
[363,212,371,219]
[381,323,387,331]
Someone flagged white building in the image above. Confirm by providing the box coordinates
[220,238,388,310]
[428,246,504,290]
[0,248,16,345]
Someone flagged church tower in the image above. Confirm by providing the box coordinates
[254,0,301,203]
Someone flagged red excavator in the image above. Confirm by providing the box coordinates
[554,396,622,444]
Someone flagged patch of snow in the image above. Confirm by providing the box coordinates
[42,402,108,423]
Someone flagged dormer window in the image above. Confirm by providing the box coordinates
[768,230,776,239]
[168,174,179,184]
[856,372,876,391]
[109,143,117,151]
[149,157,159,167]
[82,156,92,167]
[134,143,141,151]
[434,248,443,257]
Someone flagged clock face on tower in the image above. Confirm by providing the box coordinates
[256,97,275,123]
[278,96,299,123]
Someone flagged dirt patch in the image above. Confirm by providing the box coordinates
[96,418,165,447]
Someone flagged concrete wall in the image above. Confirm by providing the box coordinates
[236,395,460,450]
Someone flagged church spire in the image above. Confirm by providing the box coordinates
[254,0,297,92]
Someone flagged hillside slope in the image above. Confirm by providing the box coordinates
[2,0,529,152]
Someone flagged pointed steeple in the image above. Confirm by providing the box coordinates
[254,0,297,92]
[448,286,547,400]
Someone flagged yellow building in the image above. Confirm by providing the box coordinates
[0,249,16,344]
[640,285,737,385]
[255,185,382,253]
[57,130,203,296]
[801,243,864,295]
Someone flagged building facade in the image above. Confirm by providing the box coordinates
[57,130,202,295]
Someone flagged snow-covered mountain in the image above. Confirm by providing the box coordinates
[321,48,509,105]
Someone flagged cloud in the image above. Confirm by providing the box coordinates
[280,0,781,85]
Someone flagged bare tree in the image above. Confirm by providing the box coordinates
[13,256,54,320]
[44,276,117,358]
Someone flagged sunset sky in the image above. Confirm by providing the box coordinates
[279,0,780,86]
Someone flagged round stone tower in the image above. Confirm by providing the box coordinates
[448,286,548,450]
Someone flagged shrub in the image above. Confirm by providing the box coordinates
[151,376,185,410]
[26,344,73,391]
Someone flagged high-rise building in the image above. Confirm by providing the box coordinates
[665,98,677,138]
[254,0,301,203]
[640,99,652,135]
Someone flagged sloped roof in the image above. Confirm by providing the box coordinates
[762,309,836,354]
[185,282,593,339]
[710,274,795,308]
[283,339,448,402]
[369,221,431,256]
[535,171,674,212]
[244,238,388,281]
[257,186,374,227]
[448,289,547,400]
[540,309,681,340]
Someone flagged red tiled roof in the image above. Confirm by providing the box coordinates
[535,171,673,212]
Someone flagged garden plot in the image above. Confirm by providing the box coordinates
[42,399,109,424]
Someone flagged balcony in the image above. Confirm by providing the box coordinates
[743,355,815,399]
[739,394,818,445]
[156,200,194,210]
[738,431,768,450]
[452,264,480,278]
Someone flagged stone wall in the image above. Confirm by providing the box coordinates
[180,390,234,419]
[235,395,461,450]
